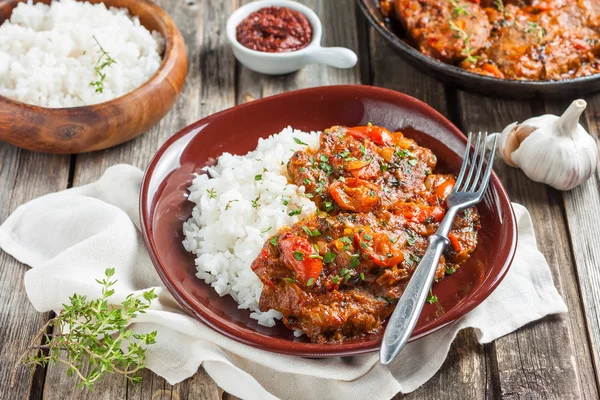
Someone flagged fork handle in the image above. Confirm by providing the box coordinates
[380,233,450,364]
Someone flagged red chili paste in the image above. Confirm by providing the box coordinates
[236,6,312,53]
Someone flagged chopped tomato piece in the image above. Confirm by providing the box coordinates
[393,202,445,223]
[448,232,462,252]
[346,160,371,170]
[354,228,404,267]
[279,234,323,285]
[434,177,455,200]
[329,178,380,212]
[380,147,394,162]
[346,125,393,146]
[482,63,504,78]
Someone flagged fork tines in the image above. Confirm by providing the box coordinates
[454,131,498,196]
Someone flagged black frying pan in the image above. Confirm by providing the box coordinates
[356,0,600,99]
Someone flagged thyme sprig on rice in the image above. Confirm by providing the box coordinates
[90,36,117,94]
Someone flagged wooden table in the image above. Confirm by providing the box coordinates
[1,1,600,399]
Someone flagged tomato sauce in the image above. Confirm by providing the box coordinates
[250,125,480,343]
[236,6,312,53]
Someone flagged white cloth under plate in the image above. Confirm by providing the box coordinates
[0,164,567,400]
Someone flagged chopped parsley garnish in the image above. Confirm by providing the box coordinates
[309,254,323,260]
[269,237,278,246]
[340,268,348,276]
[306,278,315,286]
[293,251,304,261]
[380,161,388,172]
[363,234,373,241]
[301,226,321,237]
[344,273,352,283]
[408,159,418,166]
[369,190,377,197]
[360,241,369,249]
[359,144,367,156]
[360,272,365,280]
[261,226,272,233]
[294,137,308,146]
[407,232,416,246]
[288,207,302,216]
[446,266,456,275]
[282,197,290,206]
[251,195,261,208]
[319,154,329,162]
[332,275,340,284]
[349,254,361,268]
[206,188,217,199]
[254,174,262,181]
[426,289,438,304]
[338,150,350,158]
[303,178,311,185]
[305,193,314,198]
[323,201,334,211]
[340,237,352,244]
[395,148,410,158]
[283,277,295,284]
[323,252,336,263]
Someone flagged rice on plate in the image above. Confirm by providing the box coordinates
[183,127,320,327]
[0,0,164,107]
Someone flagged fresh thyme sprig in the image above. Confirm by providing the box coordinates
[448,20,478,64]
[450,0,469,17]
[12,268,157,390]
[90,36,117,94]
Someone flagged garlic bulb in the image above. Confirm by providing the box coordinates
[495,99,598,191]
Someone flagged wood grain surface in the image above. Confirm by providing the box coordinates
[1,0,599,399]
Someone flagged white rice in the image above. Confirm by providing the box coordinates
[183,127,320,327]
[0,0,164,107]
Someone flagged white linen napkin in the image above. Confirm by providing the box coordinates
[0,164,567,400]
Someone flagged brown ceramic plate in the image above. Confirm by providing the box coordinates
[140,85,517,357]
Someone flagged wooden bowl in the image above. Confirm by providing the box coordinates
[140,85,518,357]
[0,0,187,154]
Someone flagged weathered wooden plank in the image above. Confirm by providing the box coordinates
[545,96,600,393]
[457,93,598,399]
[0,147,71,400]
[362,13,490,399]
[41,0,233,398]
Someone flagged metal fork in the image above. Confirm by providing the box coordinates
[380,131,498,365]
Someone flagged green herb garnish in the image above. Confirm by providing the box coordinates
[306,278,315,287]
[426,289,438,304]
[294,137,308,146]
[323,252,337,263]
[289,207,302,217]
[89,36,117,94]
[14,268,156,390]
[293,251,304,261]
[206,188,217,199]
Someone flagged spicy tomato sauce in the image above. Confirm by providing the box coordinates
[236,6,312,53]
[250,125,480,343]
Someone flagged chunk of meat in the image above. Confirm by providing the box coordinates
[383,0,492,64]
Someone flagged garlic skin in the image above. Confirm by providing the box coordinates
[495,99,598,191]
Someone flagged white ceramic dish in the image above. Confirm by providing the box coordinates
[226,0,358,75]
